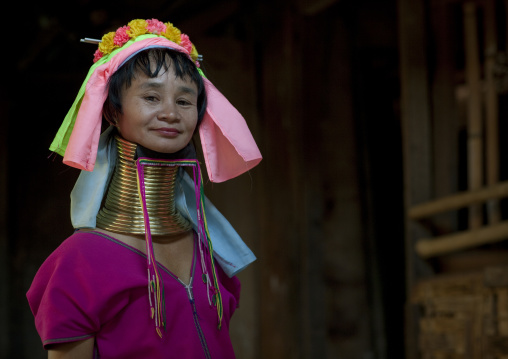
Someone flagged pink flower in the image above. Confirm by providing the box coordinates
[93,49,103,63]
[146,19,166,35]
[179,33,192,54]
[114,26,130,46]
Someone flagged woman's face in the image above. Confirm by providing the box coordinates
[116,60,199,154]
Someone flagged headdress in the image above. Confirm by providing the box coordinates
[50,18,262,183]
[51,19,261,338]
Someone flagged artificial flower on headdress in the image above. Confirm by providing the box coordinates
[127,19,148,37]
[164,22,181,44]
[179,34,193,55]
[113,26,130,46]
[98,32,116,56]
[145,18,166,35]
[91,18,199,64]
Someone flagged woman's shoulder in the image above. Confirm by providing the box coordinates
[44,231,112,267]
[53,230,142,262]
[27,231,140,348]
[59,229,117,250]
[34,230,146,286]
[48,229,107,252]
[27,230,145,317]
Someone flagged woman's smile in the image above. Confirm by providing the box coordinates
[153,127,181,137]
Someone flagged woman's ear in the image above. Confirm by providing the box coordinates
[103,110,119,127]
[104,117,118,127]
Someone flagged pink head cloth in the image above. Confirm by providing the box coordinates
[62,37,261,183]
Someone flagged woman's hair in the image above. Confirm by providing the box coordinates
[103,47,207,127]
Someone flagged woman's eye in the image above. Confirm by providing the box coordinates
[177,99,191,106]
[145,96,157,102]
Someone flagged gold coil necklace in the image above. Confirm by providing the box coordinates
[96,136,192,236]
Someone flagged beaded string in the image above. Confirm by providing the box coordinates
[191,163,224,328]
[193,165,223,328]
[136,157,224,337]
[135,160,166,338]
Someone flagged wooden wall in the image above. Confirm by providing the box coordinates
[400,0,508,357]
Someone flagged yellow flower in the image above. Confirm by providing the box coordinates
[98,32,116,55]
[127,19,148,38]
[190,44,199,62]
[163,22,181,44]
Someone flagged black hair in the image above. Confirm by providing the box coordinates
[102,47,207,127]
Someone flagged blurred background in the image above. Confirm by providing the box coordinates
[3,0,508,358]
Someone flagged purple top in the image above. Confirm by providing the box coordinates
[27,230,240,358]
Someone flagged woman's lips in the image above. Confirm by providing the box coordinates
[154,128,180,137]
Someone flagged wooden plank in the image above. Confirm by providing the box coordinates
[255,6,304,358]
[408,181,508,219]
[485,266,508,287]
[484,335,508,355]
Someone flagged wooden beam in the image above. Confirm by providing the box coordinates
[408,181,508,219]
[416,220,508,258]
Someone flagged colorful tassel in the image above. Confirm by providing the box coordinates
[136,158,224,337]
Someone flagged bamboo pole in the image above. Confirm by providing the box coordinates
[416,220,508,258]
[408,180,508,220]
[463,2,484,229]
[484,0,501,225]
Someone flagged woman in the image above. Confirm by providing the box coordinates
[27,18,261,359]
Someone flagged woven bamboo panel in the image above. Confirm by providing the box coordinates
[411,266,508,359]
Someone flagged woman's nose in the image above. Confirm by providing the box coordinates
[157,101,179,121]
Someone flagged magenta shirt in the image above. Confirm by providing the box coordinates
[27,231,240,358]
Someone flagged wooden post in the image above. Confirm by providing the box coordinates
[463,2,484,229]
[430,0,459,234]
[484,0,501,225]
[398,0,435,357]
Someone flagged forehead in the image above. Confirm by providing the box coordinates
[134,68,197,87]
[127,66,198,96]
[128,52,197,88]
